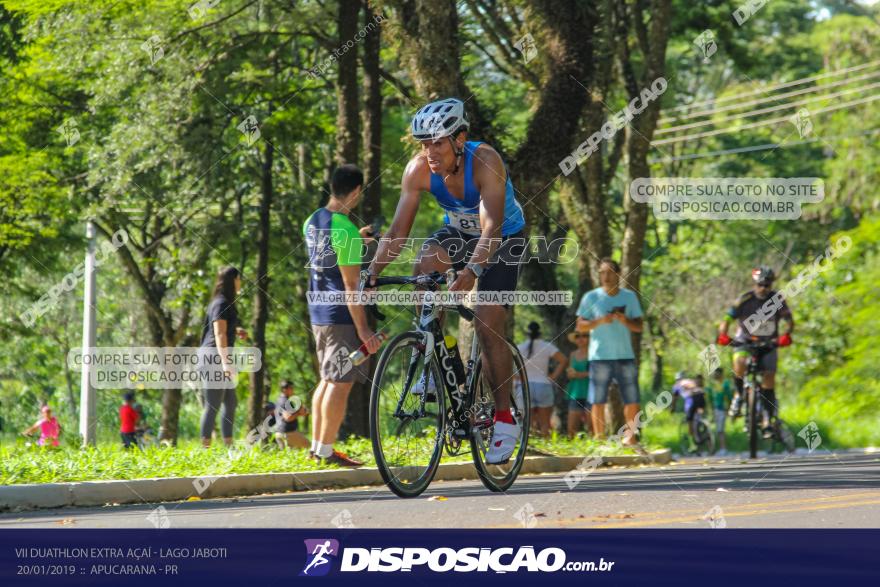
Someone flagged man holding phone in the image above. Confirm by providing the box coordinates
[575,258,643,445]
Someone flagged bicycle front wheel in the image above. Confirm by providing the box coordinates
[747,384,759,458]
[370,331,446,498]
[775,419,796,453]
[470,339,531,492]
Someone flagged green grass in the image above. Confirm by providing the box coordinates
[0,438,374,486]
[12,407,867,487]
[642,408,879,454]
[0,434,646,486]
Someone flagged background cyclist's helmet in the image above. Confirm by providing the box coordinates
[752,265,775,286]
[411,98,469,141]
[674,370,687,381]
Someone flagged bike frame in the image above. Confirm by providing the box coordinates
[386,275,479,432]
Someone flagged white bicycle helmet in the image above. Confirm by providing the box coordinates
[411,98,469,141]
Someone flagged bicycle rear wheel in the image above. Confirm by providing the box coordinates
[370,331,446,498]
[470,340,530,492]
[694,416,715,455]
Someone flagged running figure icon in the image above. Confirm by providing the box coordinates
[301,539,338,576]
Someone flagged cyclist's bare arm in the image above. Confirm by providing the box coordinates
[368,156,426,277]
[781,314,794,334]
[468,145,506,267]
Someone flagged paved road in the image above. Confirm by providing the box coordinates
[2,452,879,529]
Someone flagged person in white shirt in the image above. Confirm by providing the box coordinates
[517,322,567,437]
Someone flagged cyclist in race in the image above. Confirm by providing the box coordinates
[669,371,706,440]
[366,97,528,465]
[716,266,794,436]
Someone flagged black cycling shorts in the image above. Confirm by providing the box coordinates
[423,225,526,293]
[685,393,707,422]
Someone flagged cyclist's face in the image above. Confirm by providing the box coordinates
[420,138,452,172]
[754,282,771,298]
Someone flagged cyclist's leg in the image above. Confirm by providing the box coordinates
[473,303,513,413]
[473,230,526,419]
[729,351,748,416]
[685,399,697,437]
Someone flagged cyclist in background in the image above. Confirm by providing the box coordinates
[716,266,794,436]
[670,371,706,439]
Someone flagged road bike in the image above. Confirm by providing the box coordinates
[362,270,531,497]
[737,338,796,458]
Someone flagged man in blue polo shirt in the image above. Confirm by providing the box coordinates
[576,258,643,445]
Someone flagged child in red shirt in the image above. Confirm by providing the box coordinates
[120,392,140,449]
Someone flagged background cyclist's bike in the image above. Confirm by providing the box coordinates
[738,338,796,458]
[363,270,531,498]
[679,406,714,456]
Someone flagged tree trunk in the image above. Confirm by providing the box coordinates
[618,0,671,394]
[338,0,385,440]
[334,1,366,438]
[248,139,274,432]
[361,0,383,221]
[335,0,361,166]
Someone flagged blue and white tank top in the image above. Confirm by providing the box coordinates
[428,141,526,236]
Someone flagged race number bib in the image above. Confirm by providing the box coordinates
[744,318,776,337]
[447,209,482,235]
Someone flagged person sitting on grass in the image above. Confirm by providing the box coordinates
[275,379,310,449]
[119,392,140,449]
[565,330,592,438]
[22,404,61,447]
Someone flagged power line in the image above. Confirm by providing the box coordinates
[652,93,880,146]
[649,127,880,164]
[660,68,880,124]
[664,59,880,114]
[656,80,880,135]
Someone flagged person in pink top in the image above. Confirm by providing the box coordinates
[22,405,61,447]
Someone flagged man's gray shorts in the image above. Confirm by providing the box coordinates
[312,324,368,383]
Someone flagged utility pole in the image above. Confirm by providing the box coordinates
[79,221,97,446]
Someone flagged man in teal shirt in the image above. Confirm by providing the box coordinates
[303,164,382,467]
[575,258,643,445]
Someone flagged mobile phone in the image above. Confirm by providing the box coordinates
[611,306,626,314]
[369,214,385,237]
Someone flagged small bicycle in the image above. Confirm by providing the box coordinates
[678,405,715,456]
[362,269,531,498]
